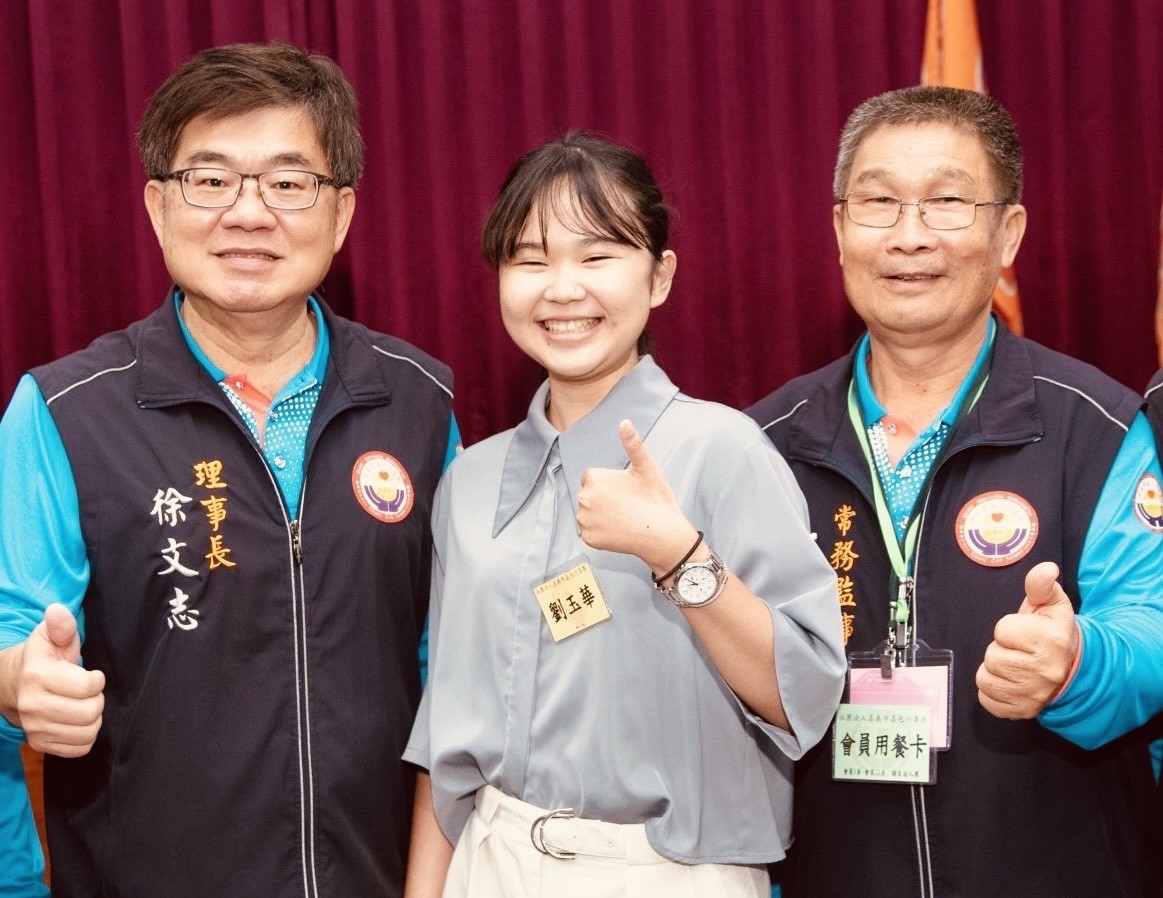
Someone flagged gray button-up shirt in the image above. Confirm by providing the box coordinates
[406,357,845,864]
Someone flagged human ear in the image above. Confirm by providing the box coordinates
[650,250,677,309]
[999,203,1027,268]
[832,203,846,265]
[331,187,357,253]
[143,180,168,245]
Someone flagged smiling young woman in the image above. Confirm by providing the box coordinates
[403,132,846,898]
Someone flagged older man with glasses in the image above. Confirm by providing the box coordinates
[0,43,457,897]
[749,85,1163,897]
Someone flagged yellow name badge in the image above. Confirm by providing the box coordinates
[533,558,612,643]
[832,703,934,785]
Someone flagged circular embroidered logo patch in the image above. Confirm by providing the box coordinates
[352,451,414,523]
[1132,473,1163,531]
[955,491,1038,567]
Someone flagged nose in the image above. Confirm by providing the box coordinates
[221,177,275,225]
[544,264,585,302]
[888,201,937,250]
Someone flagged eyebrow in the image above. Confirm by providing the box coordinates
[182,150,318,170]
[852,165,975,188]
[511,234,621,254]
[574,234,620,247]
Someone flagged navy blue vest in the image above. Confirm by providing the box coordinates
[749,324,1155,898]
[32,296,452,898]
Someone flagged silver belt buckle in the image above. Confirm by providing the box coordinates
[530,807,576,859]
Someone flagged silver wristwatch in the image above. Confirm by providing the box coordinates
[657,551,728,608]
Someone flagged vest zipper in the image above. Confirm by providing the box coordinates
[207,392,321,897]
[906,467,939,898]
[288,507,319,898]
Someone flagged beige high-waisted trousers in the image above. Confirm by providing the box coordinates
[442,785,769,898]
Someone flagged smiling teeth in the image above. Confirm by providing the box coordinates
[542,319,598,334]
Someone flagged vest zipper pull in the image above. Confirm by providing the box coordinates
[290,520,302,565]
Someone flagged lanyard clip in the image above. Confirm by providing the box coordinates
[883,576,914,678]
[892,576,913,649]
[880,642,895,679]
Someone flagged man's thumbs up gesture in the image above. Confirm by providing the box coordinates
[0,603,105,757]
[976,561,1080,719]
[576,420,698,575]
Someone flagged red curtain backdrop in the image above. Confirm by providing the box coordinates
[1,1,1161,446]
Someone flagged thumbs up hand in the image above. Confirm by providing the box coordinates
[576,420,701,576]
[3,604,105,757]
[976,561,1080,719]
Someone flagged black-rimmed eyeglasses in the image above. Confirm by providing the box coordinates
[839,193,1008,230]
[164,167,337,210]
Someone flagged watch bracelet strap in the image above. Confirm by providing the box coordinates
[659,550,728,607]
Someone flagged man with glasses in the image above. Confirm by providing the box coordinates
[749,86,1163,896]
[0,43,456,896]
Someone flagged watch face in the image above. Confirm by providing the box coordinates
[677,565,718,604]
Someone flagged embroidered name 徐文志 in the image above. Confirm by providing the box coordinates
[150,460,237,632]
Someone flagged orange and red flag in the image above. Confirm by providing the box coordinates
[921,0,1023,335]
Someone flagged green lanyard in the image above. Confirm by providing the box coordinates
[846,366,990,673]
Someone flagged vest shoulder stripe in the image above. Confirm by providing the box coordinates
[758,398,808,432]
[1032,375,1129,432]
[371,345,452,399]
[45,359,138,405]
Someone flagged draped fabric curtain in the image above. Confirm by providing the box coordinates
[1,1,1161,447]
